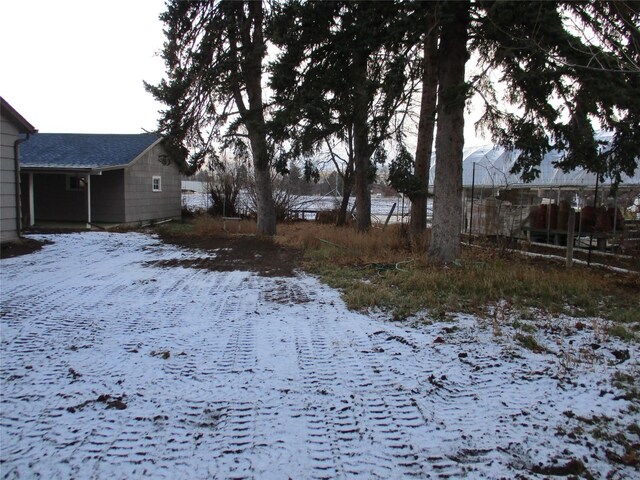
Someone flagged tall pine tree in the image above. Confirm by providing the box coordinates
[270,1,416,231]
[146,0,277,235]
[474,1,639,187]
[428,1,470,264]
[427,0,639,264]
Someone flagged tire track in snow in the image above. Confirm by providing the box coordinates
[0,233,469,479]
[2,232,637,479]
[285,293,430,478]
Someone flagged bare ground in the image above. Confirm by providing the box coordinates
[154,230,304,277]
[0,237,48,259]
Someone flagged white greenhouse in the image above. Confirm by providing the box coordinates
[428,132,640,249]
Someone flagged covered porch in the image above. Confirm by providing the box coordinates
[20,168,125,227]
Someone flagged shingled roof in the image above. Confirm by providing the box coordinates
[20,133,162,170]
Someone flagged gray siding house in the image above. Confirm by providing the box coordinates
[1,97,37,244]
[20,133,181,226]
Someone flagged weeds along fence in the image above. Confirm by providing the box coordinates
[181,183,638,262]
[461,186,640,272]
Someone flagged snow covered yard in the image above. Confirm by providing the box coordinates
[1,232,638,479]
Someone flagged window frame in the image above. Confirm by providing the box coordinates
[66,174,86,191]
[152,175,162,192]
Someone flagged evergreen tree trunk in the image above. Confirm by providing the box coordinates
[429,1,469,264]
[352,51,372,232]
[410,29,439,238]
[336,161,354,226]
[236,0,276,235]
[248,131,276,235]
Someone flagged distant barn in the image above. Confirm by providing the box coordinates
[20,133,182,227]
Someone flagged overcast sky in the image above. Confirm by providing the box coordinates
[1,0,167,134]
[1,0,489,145]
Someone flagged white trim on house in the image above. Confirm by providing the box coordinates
[152,176,162,192]
[86,174,92,227]
[28,173,35,226]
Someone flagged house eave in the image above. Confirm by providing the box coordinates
[126,137,165,169]
[0,97,38,134]
[98,163,132,172]
[20,166,97,175]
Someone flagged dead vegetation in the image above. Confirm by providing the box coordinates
[156,216,640,332]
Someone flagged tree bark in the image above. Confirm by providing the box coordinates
[326,134,355,227]
[336,159,354,226]
[428,1,470,264]
[248,132,276,235]
[410,25,439,238]
[352,50,372,232]
[239,0,276,235]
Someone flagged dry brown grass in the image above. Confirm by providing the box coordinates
[275,222,424,265]
[158,216,640,328]
[191,215,258,236]
[274,220,639,326]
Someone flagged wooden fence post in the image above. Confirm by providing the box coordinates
[384,203,397,228]
[566,209,575,268]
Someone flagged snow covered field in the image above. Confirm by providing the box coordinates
[1,232,638,478]
[182,192,414,223]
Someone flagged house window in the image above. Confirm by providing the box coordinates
[152,176,162,192]
[66,175,86,191]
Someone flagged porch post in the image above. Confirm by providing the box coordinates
[28,173,35,226]
[86,174,92,228]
